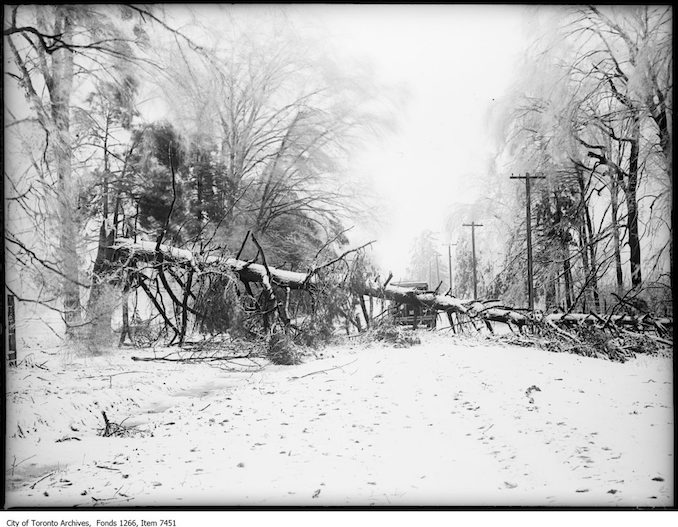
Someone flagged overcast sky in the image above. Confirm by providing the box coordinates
[154,5,535,276]
[281,5,534,276]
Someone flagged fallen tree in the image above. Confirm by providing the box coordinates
[111,238,469,311]
[110,237,471,337]
[105,236,672,354]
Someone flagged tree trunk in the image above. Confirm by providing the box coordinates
[553,193,573,310]
[51,10,82,334]
[576,165,600,311]
[545,312,671,328]
[545,272,557,310]
[86,220,118,340]
[563,248,573,310]
[626,116,642,288]
[361,282,467,315]
[359,295,370,329]
[179,270,194,344]
[119,286,131,347]
[196,165,204,228]
[647,80,672,292]
[610,172,624,296]
[87,114,117,340]
[577,223,589,312]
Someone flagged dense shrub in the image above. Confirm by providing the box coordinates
[193,271,245,335]
[267,330,302,365]
[368,321,421,348]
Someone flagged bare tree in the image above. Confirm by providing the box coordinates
[4,5,154,334]
[157,20,390,266]
[4,5,217,340]
[490,5,672,312]
[567,5,672,289]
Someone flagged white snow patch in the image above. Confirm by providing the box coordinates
[4,335,673,506]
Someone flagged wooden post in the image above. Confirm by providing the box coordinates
[510,172,545,312]
[462,222,484,299]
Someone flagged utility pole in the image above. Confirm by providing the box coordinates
[510,172,545,312]
[462,222,483,299]
[446,243,457,294]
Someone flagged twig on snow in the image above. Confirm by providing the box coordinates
[289,358,359,380]
[30,471,55,489]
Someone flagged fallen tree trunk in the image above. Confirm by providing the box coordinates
[465,301,672,339]
[110,239,318,290]
[112,239,470,315]
[545,313,672,328]
[464,301,530,331]
[480,308,529,330]
[362,282,468,315]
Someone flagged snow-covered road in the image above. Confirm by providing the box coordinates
[5,336,673,507]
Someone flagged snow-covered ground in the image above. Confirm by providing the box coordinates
[4,334,674,507]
